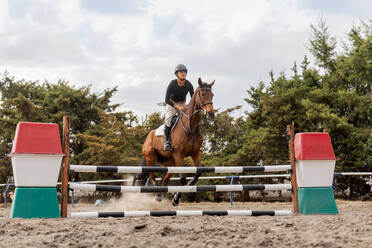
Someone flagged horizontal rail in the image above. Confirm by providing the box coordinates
[1,174,291,187]
[70,210,293,218]
[69,165,291,174]
[1,172,370,187]
[69,183,292,193]
[334,172,372,176]
[70,174,292,184]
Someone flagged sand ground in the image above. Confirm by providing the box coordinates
[0,194,371,248]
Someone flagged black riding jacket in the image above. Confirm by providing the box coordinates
[165,79,194,107]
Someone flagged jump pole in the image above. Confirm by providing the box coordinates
[69,183,292,193]
[69,165,291,174]
[71,210,293,218]
[61,116,70,218]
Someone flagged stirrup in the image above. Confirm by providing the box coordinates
[164,141,172,151]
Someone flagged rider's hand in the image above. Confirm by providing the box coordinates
[175,104,185,112]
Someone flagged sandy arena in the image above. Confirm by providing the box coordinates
[0,194,371,248]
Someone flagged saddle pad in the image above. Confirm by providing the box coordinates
[155,124,165,136]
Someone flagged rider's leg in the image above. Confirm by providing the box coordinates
[165,125,171,141]
[163,125,171,151]
[164,104,176,151]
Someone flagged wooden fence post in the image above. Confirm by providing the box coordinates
[287,122,299,213]
[61,116,70,218]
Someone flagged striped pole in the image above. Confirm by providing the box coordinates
[334,172,372,176]
[69,165,291,174]
[61,174,292,185]
[69,183,292,193]
[71,210,293,218]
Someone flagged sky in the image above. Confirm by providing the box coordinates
[0,0,370,117]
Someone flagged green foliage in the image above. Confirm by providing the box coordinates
[200,106,245,166]
[0,73,119,183]
[309,18,337,72]
[237,21,370,197]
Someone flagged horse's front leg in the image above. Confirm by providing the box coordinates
[188,151,201,186]
[148,173,156,186]
[172,155,185,206]
[161,173,173,186]
[172,173,187,206]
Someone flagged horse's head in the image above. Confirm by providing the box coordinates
[197,77,215,119]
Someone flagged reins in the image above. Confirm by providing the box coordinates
[177,87,213,153]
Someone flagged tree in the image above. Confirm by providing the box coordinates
[309,18,337,72]
[0,73,119,183]
[234,21,371,198]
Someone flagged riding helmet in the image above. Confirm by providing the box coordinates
[174,64,188,75]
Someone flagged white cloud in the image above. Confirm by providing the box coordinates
[0,0,369,117]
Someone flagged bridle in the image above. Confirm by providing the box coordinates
[197,87,213,109]
[178,87,213,118]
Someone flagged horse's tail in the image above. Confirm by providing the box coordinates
[132,156,149,186]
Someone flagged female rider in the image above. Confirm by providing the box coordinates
[164,64,194,151]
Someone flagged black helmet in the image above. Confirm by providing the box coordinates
[174,64,188,75]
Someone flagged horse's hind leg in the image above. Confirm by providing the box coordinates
[132,173,150,186]
[133,157,149,186]
[142,152,158,200]
[142,131,158,186]
[142,150,157,185]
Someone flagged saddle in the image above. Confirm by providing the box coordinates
[154,114,180,136]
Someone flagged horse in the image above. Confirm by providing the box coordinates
[135,77,215,206]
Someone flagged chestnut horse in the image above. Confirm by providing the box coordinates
[137,78,215,205]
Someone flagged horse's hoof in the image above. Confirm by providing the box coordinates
[172,195,179,206]
[155,194,162,202]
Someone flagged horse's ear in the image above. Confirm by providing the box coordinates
[198,77,202,86]
[210,80,215,87]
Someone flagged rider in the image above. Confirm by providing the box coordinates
[164,64,194,151]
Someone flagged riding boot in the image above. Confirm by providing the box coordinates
[164,126,172,151]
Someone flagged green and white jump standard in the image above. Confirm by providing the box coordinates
[10,122,63,218]
[294,133,338,214]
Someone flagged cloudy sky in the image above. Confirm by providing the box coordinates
[0,0,370,117]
